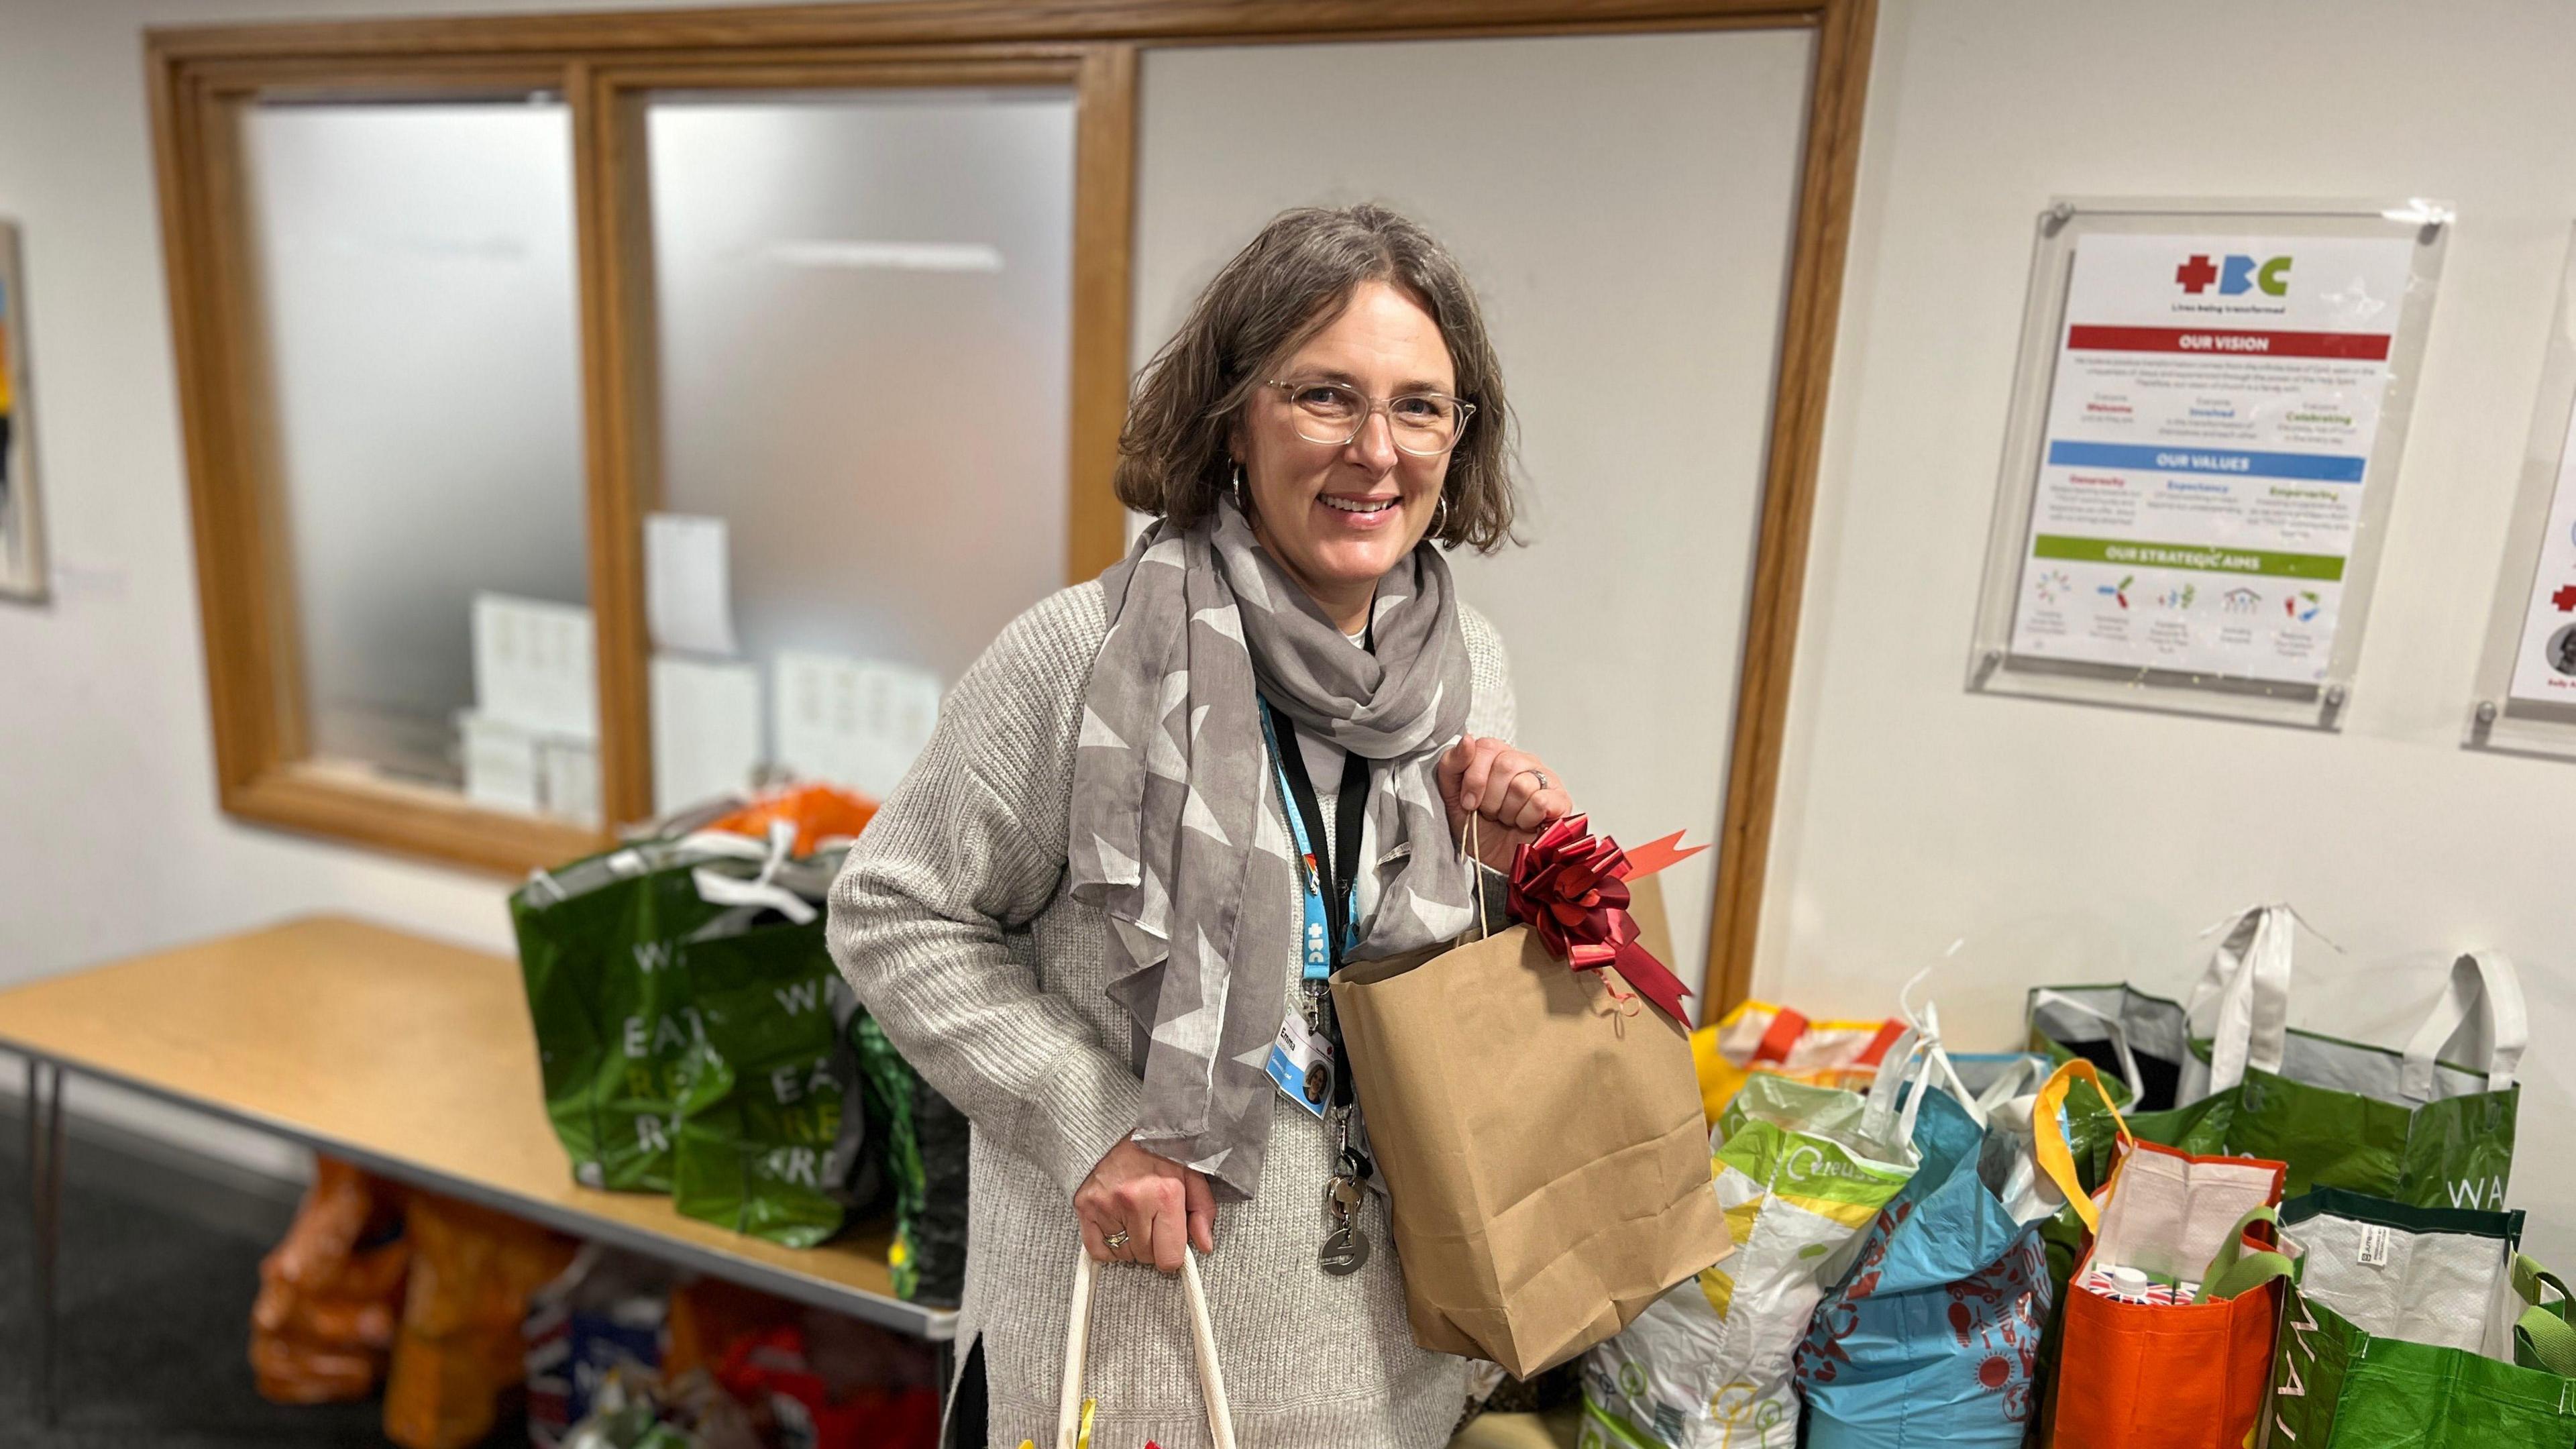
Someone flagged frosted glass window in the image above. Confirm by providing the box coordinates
[243,101,596,822]
[644,89,1076,810]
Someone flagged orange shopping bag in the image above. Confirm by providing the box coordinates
[2034,1061,2292,1449]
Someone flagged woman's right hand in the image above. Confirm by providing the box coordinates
[1075,1138,1217,1273]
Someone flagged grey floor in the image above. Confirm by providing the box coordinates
[0,1099,515,1448]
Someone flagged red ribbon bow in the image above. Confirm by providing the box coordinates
[1503,814,1703,1026]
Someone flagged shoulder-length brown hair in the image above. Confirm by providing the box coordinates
[1113,203,1519,553]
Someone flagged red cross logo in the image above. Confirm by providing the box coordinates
[2175,254,2220,293]
[2555,583,2576,612]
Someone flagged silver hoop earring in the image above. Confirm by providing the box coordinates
[1431,491,1451,539]
[1230,462,1248,515]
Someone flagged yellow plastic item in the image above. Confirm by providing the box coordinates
[1690,1000,1904,1123]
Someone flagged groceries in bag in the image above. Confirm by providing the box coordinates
[1333,816,1731,1377]
[1581,1024,1931,1448]
[2034,1060,2293,1449]
[1793,1014,2057,1448]
[2268,1187,2576,1447]
[2030,908,2526,1211]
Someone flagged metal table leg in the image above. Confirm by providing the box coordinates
[25,1056,62,1429]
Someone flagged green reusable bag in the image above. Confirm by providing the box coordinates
[509,828,839,1192]
[2269,1190,2576,1448]
[851,1014,970,1305]
[669,921,867,1248]
[2031,910,2525,1212]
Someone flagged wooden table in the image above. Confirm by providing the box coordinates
[0,914,956,1426]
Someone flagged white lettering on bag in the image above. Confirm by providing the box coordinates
[774,980,822,1016]
[635,1114,670,1152]
[765,1146,820,1186]
[634,941,675,974]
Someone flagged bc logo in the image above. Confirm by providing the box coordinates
[2175,253,2291,297]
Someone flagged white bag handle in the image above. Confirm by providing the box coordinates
[2190,904,2297,1095]
[681,820,819,926]
[1055,1247,1236,1449]
[1972,1055,2051,1116]
[2400,951,2528,1100]
[2028,989,2147,1104]
[1862,1004,1966,1144]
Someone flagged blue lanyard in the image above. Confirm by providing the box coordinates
[1258,703,1356,981]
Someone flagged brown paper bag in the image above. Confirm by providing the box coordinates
[1332,918,1733,1377]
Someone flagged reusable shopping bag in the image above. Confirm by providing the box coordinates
[669,921,871,1248]
[851,1014,971,1305]
[2031,907,2526,1210]
[2035,1061,2293,1449]
[1333,818,1730,1377]
[2267,1188,2576,1447]
[1030,1246,1236,1449]
[382,1191,578,1449]
[1578,1029,1929,1448]
[510,825,839,1191]
[1688,1001,1903,1124]
[1793,1021,2057,1448]
[250,1157,411,1403]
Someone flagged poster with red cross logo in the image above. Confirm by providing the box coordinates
[2509,409,2576,704]
[2010,232,2416,684]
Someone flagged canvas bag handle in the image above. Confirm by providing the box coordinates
[1055,1247,1237,1449]
[2400,951,2527,1099]
[2029,989,2149,1104]
[2034,1059,2133,1236]
[2190,904,2298,1095]
[2191,1204,2295,1304]
[2512,1255,2576,1379]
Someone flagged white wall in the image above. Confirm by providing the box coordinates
[1763,0,2576,1259]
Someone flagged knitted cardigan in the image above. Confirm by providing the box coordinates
[828,579,1517,1449]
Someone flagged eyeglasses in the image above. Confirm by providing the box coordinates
[1262,378,1474,457]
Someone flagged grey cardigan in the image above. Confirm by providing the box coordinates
[828,580,1517,1449]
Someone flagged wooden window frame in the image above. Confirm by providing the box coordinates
[148,0,1876,1020]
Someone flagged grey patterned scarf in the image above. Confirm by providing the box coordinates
[1068,501,1477,1198]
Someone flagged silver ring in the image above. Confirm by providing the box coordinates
[1102,1228,1131,1250]
[1519,767,1551,792]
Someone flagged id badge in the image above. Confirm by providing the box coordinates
[1265,1010,1335,1119]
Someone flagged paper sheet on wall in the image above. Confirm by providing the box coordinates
[645,512,739,657]
[650,655,761,813]
[2008,232,2417,684]
[772,649,941,800]
[2509,407,2576,704]
[471,593,597,740]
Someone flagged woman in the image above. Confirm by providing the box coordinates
[829,203,1571,1448]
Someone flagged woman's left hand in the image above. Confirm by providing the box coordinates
[1437,735,1574,874]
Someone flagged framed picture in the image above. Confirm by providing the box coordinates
[1,219,46,602]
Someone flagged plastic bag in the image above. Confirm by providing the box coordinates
[527,1246,678,1449]
[705,783,879,857]
[1582,1051,1925,1446]
[851,1014,969,1305]
[382,1191,579,1449]
[250,1156,410,1403]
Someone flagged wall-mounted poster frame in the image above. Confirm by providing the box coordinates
[2465,227,2576,762]
[0,219,46,604]
[1968,197,2448,729]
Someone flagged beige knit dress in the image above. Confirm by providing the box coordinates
[827,579,1517,1449]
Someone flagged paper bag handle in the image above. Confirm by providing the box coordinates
[2400,951,2526,1099]
[2035,1059,2131,1236]
[1054,1248,1236,1449]
[1465,814,1489,943]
